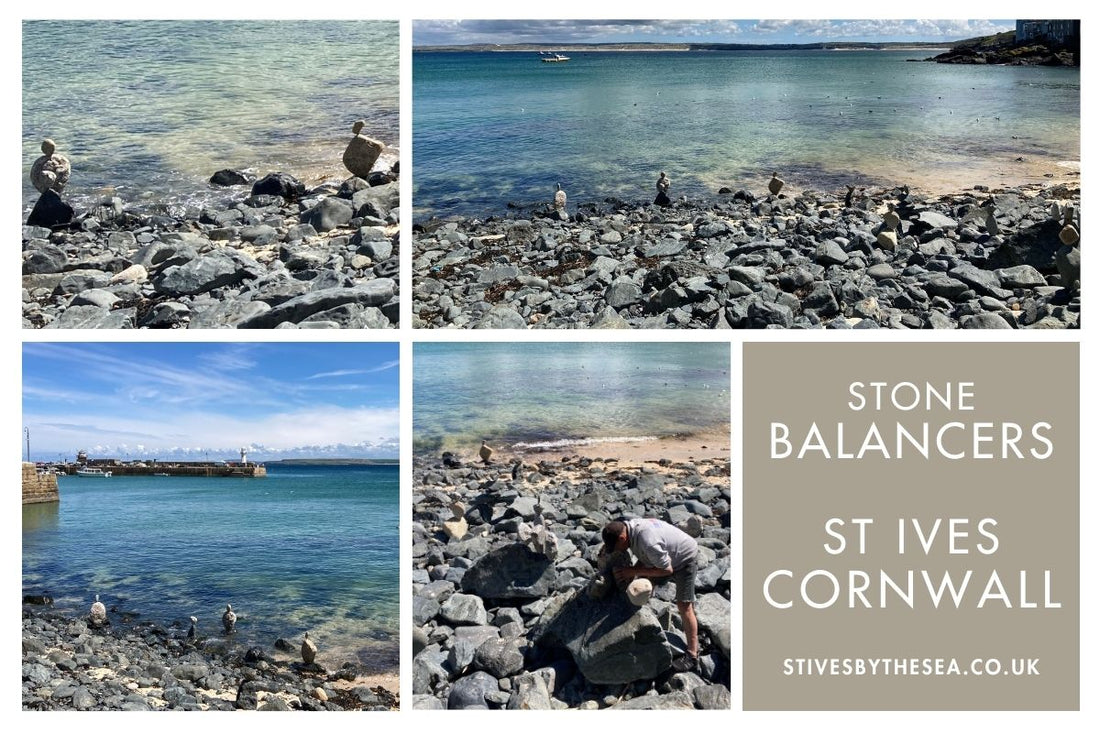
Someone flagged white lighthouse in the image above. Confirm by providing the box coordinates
[240,447,249,465]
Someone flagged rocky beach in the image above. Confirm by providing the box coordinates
[412,437,732,709]
[22,158,400,330]
[412,179,1080,329]
[21,605,398,711]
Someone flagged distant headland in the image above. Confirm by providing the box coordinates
[414,41,951,53]
[271,458,399,466]
[415,21,1079,67]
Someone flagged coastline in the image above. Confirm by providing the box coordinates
[464,428,731,467]
[413,177,1080,330]
[22,604,398,710]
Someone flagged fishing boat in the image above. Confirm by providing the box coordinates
[75,467,112,477]
[540,52,570,63]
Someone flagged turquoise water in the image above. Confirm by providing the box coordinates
[413,343,730,453]
[413,50,1080,218]
[22,20,399,215]
[22,464,399,671]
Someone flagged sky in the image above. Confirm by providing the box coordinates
[413,19,1015,46]
[21,343,399,462]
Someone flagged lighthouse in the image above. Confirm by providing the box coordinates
[240,447,249,465]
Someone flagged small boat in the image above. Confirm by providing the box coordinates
[153,472,171,477]
[76,467,112,477]
[540,52,570,63]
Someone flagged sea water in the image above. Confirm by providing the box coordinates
[413,342,730,453]
[22,20,399,215]
[22,463,398,671]
[413,49,1079,218]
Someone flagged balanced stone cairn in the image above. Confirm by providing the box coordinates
[88,594,107,629]
[443,501,469,540]
[654,171,671,207]
[222,603,237,634]
[301,632,318,664]
[553,183,567,211]
[31,138,71,193]
[767,171,785,196]
[27,138,75,227]
[342,120,384,179]
[479,440,494,465]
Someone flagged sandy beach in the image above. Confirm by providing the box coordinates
[475,428,731,467]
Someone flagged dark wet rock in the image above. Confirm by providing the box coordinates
[250,172,306,200]
[209,169,254,187]
[27,190,74,228]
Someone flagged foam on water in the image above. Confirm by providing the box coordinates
[512,435,659,450]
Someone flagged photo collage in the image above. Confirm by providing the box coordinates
[16,11,1088,726]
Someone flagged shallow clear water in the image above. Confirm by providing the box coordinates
[413,50,1080,218]
[413,343,730,453]
[22,464,398,671]
[22,20,399,215]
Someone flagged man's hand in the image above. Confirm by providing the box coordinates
[613,566,634,584]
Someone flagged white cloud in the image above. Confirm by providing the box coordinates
[25,405,400,459]
[414,18,1014,45]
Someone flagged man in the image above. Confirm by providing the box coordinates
[602,518,699,672]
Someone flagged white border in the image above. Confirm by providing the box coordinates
[7,3,1093,729]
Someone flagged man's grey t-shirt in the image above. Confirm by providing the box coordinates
[627,518,698,571]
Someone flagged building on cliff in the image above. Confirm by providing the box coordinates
[1015,20,1081,47]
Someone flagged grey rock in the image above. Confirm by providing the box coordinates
[447,671,499,710]
[474,306,527,329]
[506,671,553,709]
[462,544,558,600]
[472,638,525,678]
[301,197,355,233]
[611,691,695,709]
[439,593,488,626]
[535,591,671,684]
[239,280,396,328]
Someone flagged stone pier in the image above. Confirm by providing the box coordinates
[22,462,59,504]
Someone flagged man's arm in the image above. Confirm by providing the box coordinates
[614,563,673,583]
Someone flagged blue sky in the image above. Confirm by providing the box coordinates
[22,343,399,461]
[413,19,1015,46]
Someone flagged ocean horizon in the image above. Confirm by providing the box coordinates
[413,49,1079,218]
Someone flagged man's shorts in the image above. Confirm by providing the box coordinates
[670,556,698,603]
